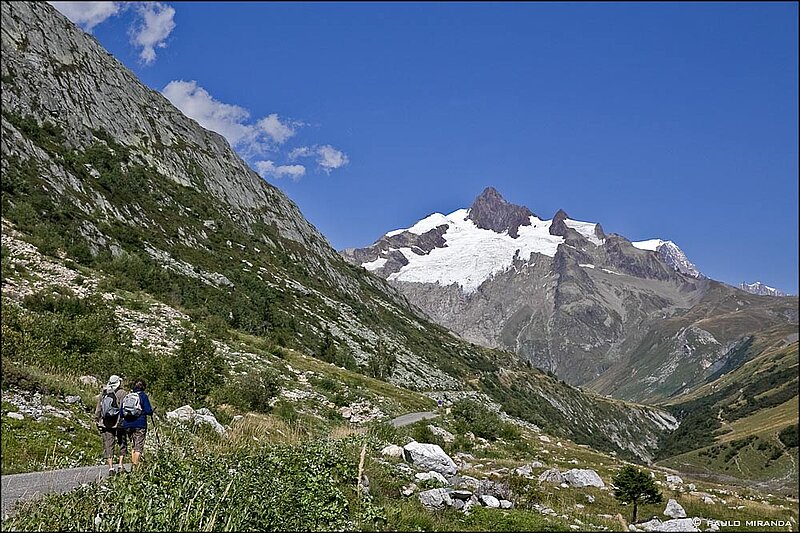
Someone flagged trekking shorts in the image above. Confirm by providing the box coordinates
[127,427,147,453]
[100,427,127,459]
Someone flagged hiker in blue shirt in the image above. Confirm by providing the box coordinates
[119,380,154,469]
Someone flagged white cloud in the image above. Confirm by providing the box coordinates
[162,80,346,179]
[290,145,349,174]
[130,2,176,65]
[49,1,122,31]
[162,80,261,151]
[254,160,306,181]
[50,1,175,65]
[316,145,349,173]
[257,114,297,145]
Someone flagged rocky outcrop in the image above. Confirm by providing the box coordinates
[166,405,226,435]
[549,209,569,236]
[467,187,534,238]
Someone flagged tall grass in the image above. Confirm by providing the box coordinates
[3,431,363,532]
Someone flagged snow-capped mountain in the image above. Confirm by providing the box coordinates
[341,187,797,398]
[739,281,788,297]
[631,239,703,279]
[344,187,696,293]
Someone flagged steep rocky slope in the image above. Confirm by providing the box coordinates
[0,1,677,461]
[343,188,798,398]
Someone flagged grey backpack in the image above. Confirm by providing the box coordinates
[100,390,120,426]
[121,392,143,418]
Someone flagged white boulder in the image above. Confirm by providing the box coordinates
[166,405,195,422]
[663,499,687,519]
[499,499,513,509]
[7,412,24,420]
[403,442,457,476]
[479,495,500,508]
[418,488,452,509]
[538,468,565,484]
[564,469,605,488]
[380,444,405,459]
[665,475,683,485]
[166,405,225,435]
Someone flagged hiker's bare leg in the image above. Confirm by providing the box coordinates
[107,457,113,470]
[132,451,141,466]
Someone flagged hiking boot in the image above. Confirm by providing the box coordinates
[108,468,116,477]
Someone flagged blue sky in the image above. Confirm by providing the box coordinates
[54,2,798,293]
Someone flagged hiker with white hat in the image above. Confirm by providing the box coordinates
[94,374,128,475]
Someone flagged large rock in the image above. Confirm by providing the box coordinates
[479,495,500,508]
[166,405,195,423]
[403,442,457,476]
[166,405,225,435]
[427,425,455,443]
[380,444,405,459]
[663,499,686,519]
[538,468,565,484]
[418,488,452,509]
[563,469,605,488]
[639,518,699,532]
[665,475,683,485]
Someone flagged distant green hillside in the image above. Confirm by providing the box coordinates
[655,341,799,494]
[589,282,798,403]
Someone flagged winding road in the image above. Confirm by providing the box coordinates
[389,411,439,427]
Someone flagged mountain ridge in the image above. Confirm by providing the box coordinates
[341,188,798,395]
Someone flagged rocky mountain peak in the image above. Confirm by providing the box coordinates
[549,209,569,236]
[467,187,534,238]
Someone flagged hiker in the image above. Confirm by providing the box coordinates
[94,374,128,476]
[119,380,154,468]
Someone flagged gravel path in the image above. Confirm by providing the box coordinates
[1,464,130,518]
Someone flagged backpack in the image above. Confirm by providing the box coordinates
[121,391,143,418]
[100,390,120,427]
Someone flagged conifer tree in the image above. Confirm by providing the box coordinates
[611,465,663,523]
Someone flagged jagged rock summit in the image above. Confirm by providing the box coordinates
[466,187,535,238]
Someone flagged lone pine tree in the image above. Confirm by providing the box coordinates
[612,465,663,523]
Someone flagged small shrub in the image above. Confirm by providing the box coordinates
[217,368,280,414]
[273,401,298,424]
[778,424,798,448]
[451,399,503,441]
